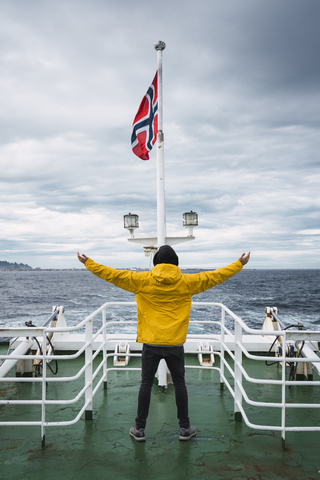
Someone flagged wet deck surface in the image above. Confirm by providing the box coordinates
[1,346,320,480]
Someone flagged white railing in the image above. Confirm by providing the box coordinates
[0,301,319,448]
[0,302,137,446]
[204,302,320,448]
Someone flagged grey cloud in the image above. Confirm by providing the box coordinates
[0,0,319,269]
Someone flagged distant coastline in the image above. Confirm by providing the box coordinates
[0,260,83,272]
[0,261,213,272]
[0,260,33,271]
[0,260,149,272]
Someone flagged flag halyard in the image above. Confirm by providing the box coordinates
[131,72,158,160]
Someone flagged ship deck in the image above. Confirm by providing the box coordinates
[1,344,320,480]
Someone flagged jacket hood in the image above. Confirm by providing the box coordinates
[151,263,182,285]
[153,245,179,266]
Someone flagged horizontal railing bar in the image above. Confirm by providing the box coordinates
[221,341,235,361]
[237,340,320,363]
[236,402,283,432]
[44,398,92,427]
[285,380,320,386]
[220,373,235,398]
[92,359,106,381]
[238,362,283,386]
[237,378,282,408]
[0,341,90,361]
[285,426,320,431]
[92,342,105,361]
[220,323,235,340]
[0,399,42,405]
[92,375,105,396]
[239,398,320,432]
[285,403,320,408]
[92,328,104,343]
[105,352,141,359]
[45,383,90,405]
[0,421,43,426]
[38,360,89,383]
[0,376,42,383]
[189,320,221,326]
[105,367,141,373]
[221,357,236,379]
[185,366,219,371]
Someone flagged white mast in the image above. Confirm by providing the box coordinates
[126,41,198,263]
[154,41,166,247]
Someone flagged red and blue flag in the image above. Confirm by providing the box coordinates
[131,72,158,160]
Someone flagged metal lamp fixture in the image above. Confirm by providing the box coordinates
[183,210,198,236]
[124,213,139,238]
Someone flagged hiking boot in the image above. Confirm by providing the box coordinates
[129,426,146,442]
[179,426,197,441]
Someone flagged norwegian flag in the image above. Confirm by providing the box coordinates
[131,72,158,160]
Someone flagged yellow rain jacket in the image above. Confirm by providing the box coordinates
[84,258,243,345]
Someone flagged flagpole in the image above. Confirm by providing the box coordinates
[154,41,166,247]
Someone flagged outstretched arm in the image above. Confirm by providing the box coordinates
[77,252,89,264]
[76,253,142,294]
[238,252,250,266]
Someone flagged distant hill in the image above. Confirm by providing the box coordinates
[0,260,33,271]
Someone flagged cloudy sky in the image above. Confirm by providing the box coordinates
[1,0,319,269]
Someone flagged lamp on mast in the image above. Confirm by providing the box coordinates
[124,213,139,238]
[183,211,198,237]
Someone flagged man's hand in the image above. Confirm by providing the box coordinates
[238,252,250,266]
[77,252,89,264]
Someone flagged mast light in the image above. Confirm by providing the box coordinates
[183,211,198,236]
[124,213,139,238]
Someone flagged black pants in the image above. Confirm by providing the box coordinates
[135,344,190,429]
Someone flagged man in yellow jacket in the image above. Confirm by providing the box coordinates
[77,246,250,442]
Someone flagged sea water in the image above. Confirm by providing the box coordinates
[0,269,319,337]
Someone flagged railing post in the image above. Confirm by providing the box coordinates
[41,328,46,447]
[85,319,93,420]
[234,319,242,421]
[281,331,286,450]
[102,307,107,390]
[220,308,225,390]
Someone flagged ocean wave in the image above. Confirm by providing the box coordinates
[1,270,319,333]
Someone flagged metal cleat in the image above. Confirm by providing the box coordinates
[113,342,130,366]
[198,342,215,367]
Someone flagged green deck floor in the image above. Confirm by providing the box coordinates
[1,346,320,480]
